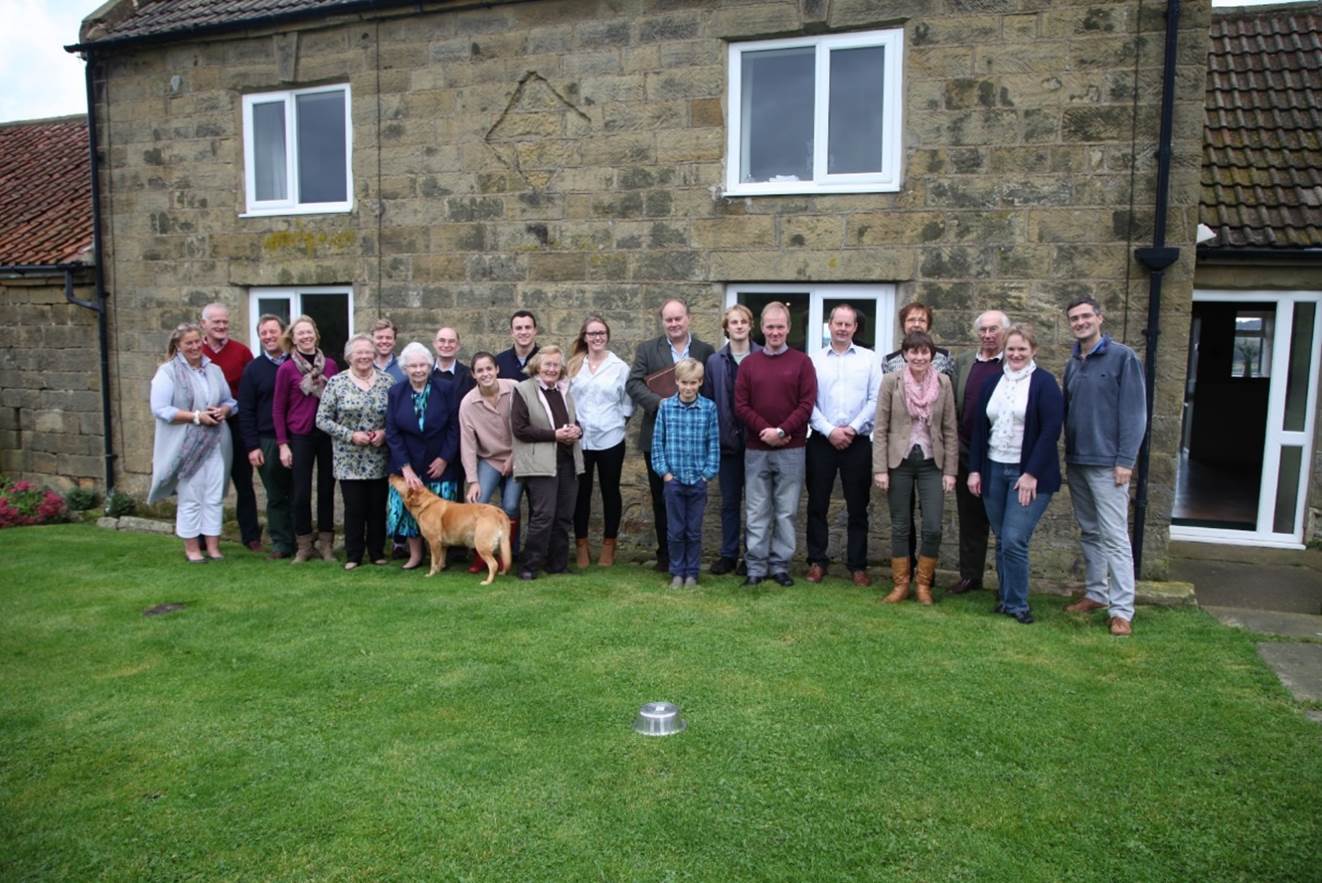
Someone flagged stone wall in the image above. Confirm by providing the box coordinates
[88,0,1212,575]
[0,271,105,490]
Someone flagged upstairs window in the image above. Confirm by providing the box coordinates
[242,85,353,216]
[725,30,903,196]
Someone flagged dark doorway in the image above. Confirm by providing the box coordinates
[1172,301,1273,529]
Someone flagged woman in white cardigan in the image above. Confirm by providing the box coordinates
[148,323,236,562]
[567,314,633,567]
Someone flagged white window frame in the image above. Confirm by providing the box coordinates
[247,286,355,350]
[241,84,354,217]
[724,29,904,197]
[724,282,897,358]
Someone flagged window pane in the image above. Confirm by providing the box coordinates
[740,292,810,352]
[820,299,877,351]
[1283,303,1316,432]
[257,298,291,326]
[301,292,350,366]
[740,48,814,184]
[1230,310,1272,378]
[296,91,348,204]
[828,46,885,175]
[252,101,287,201]
[1272,445,1302,534]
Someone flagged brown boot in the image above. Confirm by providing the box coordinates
[293,533,315,564]
[882,557,911,603]
[915,555,938,606]
[576,538,591,569]
[599,538,616,567]
[318,531,336,562]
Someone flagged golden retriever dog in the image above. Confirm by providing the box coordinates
[388,475,512,584]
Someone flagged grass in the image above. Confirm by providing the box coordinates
[2,524,1320,881]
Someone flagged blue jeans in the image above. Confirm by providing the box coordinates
[664,479,707,579]
[717,450,745,561]
[476,459,522,556]
[982,461,1053,615]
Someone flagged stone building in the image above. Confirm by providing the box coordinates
[0,115,104,492]
[47,0,1222,574]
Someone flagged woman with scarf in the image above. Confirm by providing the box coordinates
[386,342,460,571]
[966,325,1063,625]
[148,323,238,562]
[511,345,583,581]
[872,331,958,604]
[274,315,340,563]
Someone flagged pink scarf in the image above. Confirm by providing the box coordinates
[902,364,939,422]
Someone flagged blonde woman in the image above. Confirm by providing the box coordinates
[148,323,236,562]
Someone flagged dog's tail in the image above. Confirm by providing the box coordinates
[499,513,513,574]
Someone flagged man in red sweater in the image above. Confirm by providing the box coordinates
[201,303,261,551]
[733,302,816,587]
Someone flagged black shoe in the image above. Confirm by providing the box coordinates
[742,576,763,586]
[993,603,1006,615]
[770,572,794,587]
[949,578,982,595]
[1007,609,1034,625]
[519,569,537,581]
[710,556,737,575]
[735,559,747,576]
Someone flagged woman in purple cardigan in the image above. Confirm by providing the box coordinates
[273,315,339,563]
[966,325,1063,624]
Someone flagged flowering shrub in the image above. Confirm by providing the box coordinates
[0,477,69,529]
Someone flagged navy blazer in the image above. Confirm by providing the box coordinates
[968,367,1063,494]
[386,378,460,477]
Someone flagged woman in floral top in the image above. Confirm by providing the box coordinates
[316,334,393,570]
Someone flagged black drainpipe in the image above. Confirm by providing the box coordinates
[83,52,117,494]
[1130,0,1182,578]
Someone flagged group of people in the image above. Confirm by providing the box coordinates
[147,293,1147,635]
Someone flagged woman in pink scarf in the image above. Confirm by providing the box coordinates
[872,331,958,604]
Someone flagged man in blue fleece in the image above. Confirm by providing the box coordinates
[1061,296,1147,636]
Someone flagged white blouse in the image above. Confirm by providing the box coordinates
[986,364,1035,465]
[569,351,633,451]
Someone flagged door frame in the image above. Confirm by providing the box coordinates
[1170,289,1322,549]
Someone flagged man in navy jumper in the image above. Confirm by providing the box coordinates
[733,302,816,587]
[237,314,294,558]
[1061,296,1147,637]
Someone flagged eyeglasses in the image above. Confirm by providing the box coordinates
[585,331,608,338]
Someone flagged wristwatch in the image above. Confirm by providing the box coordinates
[776,427,786,440]
[192,410,201,425]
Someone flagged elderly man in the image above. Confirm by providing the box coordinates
[200,302,261,551]
[495,310,540,380]
[1062,296,1147,637]
[372,318,405,383]
[627,298,716,572]
[237,314,294,559]
[805,304,881,586]
[949,310,1009,594]
[733,302,816,587]
[432,326,475,564]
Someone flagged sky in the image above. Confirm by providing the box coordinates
[0,0,102,124]
[0,0,1308,124]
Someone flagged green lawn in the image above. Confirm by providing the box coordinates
[2,524,1319,881]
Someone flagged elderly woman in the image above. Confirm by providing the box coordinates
[148,323,236,562]
[316,334,393,570]
[386,342,460,571]
[274,315,339,563]
[873,331,958,604]
[512,345,584,580]
[458,351,521,573]
[568,314,633,568]
[967,325,1063,625]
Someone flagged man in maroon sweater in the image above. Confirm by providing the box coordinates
[733,302,816,587]
[201,303,261,551]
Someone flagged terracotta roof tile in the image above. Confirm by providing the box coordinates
[0,117,93,266]
[1201,7,1322,250]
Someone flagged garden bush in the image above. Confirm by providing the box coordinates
[0,476,68,528]
[63,487,99,511]
[103,489,137,517]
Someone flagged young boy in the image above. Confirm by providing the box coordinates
[650,358,720,588]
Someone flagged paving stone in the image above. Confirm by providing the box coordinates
[1205,607,1322,640]
[1256,643,1322,704]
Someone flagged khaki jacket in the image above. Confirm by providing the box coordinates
[871,372,958,475]
[511,379,585,479]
